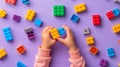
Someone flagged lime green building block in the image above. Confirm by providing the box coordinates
[53,5,65,16]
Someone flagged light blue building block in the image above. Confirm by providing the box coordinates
[112,8,120,17]
[34,19,43,27]
[21,0,30,5]
[17,61,27,67]
[70,14,79,23]
[2,27,13,42]
[107,48,115,57]
[58,27,66,35]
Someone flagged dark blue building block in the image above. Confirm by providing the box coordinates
[58,27,66,35]
[34,19,43,27]
[17,61,27,67]
[107,48,115,58]
[21,0,30,5]
[2,27,13,42]
[112,8,120,17]
[70,14,79,23]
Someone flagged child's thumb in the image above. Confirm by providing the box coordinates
[57,38,64,43]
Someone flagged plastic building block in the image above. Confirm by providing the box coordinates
[0,48,7,59]
[118,40,120,44]
[50,28,60,40]
[114,0,120,3]
[2,27,13,42]
[0,9,7,18]
[112,24,120,34]
[107,48,115,57]
[25,10,36,21]
[21,0,30,5]
[13,15,21,22]
[5,0,16,5]
[70,14,79,23]
[118,63,120,67]
[58,27,66,35]
[86,36,94,45]
[24,27,35,40]
[112,8,120,17]
[74,3,86,13]
[53,5,65,16]
[89,46,98,55]
[106,11,114,20]
[92,15,101,26]
[17,61,27,67]
[83,27,90,35]
[34,18,43,27]
[99,58,108,67]
[16,45,26,54]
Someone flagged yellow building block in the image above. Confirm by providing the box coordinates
[74,3,86,13]
[0,48,7,59]
[0,9,7,18]
[112,24,120,34]
[50,28,60,40]
[118,63,120,67]
[86,36,94,45]
[25,10,36,21]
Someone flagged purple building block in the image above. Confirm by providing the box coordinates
[13,15,21,22]
[99,58,108,67]
[25,27,35,40]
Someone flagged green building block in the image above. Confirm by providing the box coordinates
[53,5,65,16]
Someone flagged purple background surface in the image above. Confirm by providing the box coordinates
[0,0,120,67]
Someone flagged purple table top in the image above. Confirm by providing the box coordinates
[0,0,120,67]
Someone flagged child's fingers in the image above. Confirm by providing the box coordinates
[57,38,64,43]
[47,26,53,33]
[62,25,71,36]
[43,26,50,32]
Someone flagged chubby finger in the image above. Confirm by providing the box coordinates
[47,26,53,33]
[62,25,72,36]
[43,26,51,33]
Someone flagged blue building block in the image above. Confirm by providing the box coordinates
[107,48,115,57]
[58,27,66,35]
[17,61,27,67]
[70,14,79,23]
[21,0,30,5]
[34,19,43,27]
[2,27,13,42]
[112,8,120,17]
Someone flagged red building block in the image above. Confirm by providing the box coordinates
[16,45,26,54]
[92,15,101,26]
[89,46,99,55]
[106,11,114,20]
[5,0,16,5]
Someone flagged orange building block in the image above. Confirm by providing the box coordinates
[16,45,26,54]
[89,46,98,55]
[5,0,16,5]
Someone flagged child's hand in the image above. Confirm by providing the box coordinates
[41,26,56,49]
[57,25,78,51]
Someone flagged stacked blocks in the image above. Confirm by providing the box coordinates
[107,48,115,57]
[17,61,27,67]
[89,46,98,55]
[24,27,35,40]
[83,27,90,35]
[106,11,114,20]
[34,18,43,27]
[92,15,101,26]
[53,5,65,16]
[112,8,120,17]
[5,0,16,5]
[106,8,120,20]
[13,15,21,22]
[50,28,60,40]
[16,45,26,54]
[25,10,36,21]
[70,14,79,23]
[0,9,7,18]
[99,58,108,67]
[86,36,94,45]
[21,0,30,5]
[2,27,13,42]
[58,27,66,35]
[74,3,86,13]
[0,48,7,59]
[112,24,120,34]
